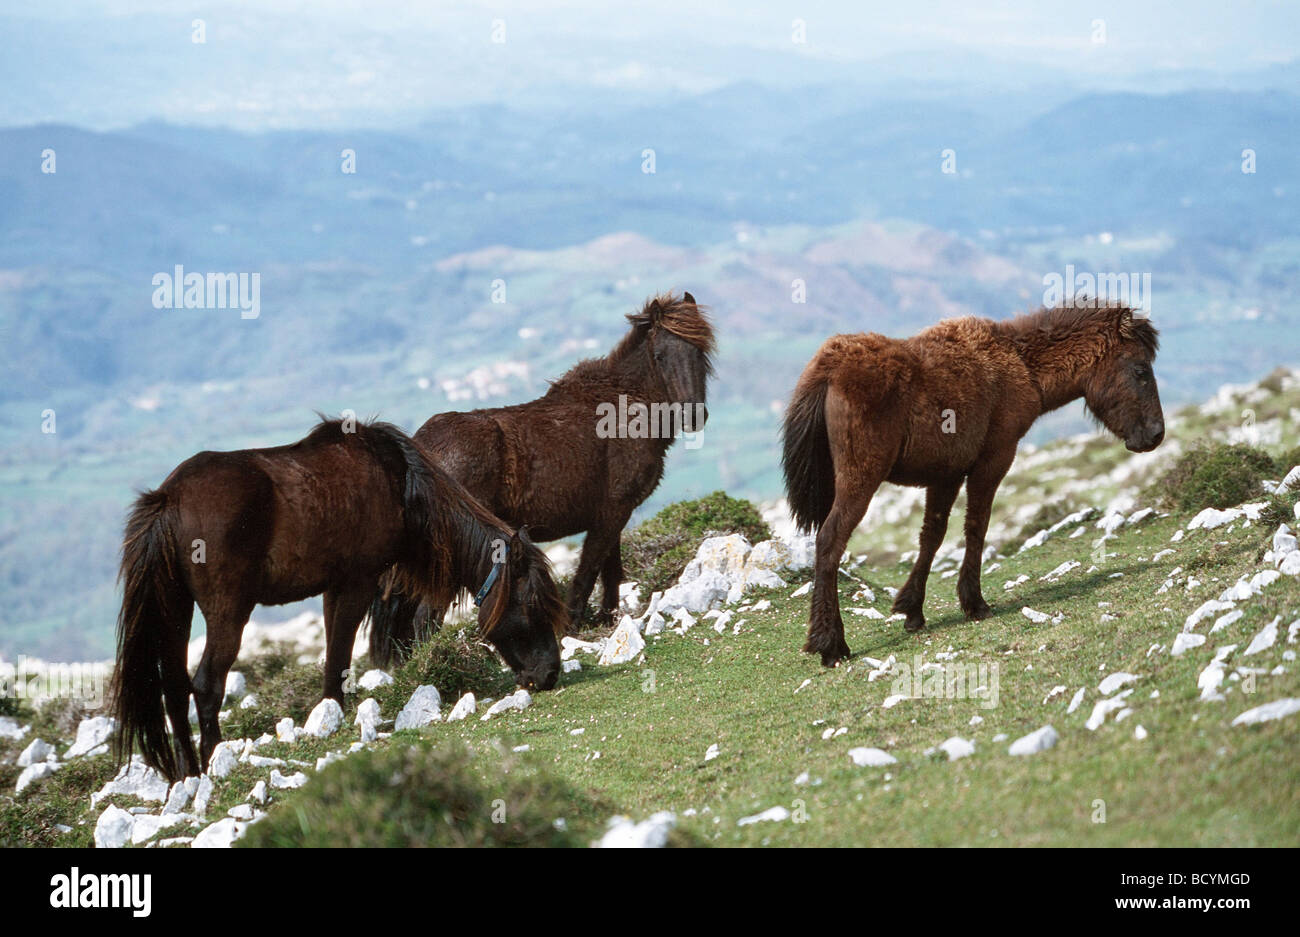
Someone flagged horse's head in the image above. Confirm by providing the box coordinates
[639,291,715,434]
[1083,307,1165,452]
[478,527,565,691]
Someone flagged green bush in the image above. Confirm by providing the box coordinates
[372,625,512,717]
[220,646,325,740]
[623,491,771,594]
[238,741,599,847]
[1274,445,1300,475]
[1149,442,1278,511]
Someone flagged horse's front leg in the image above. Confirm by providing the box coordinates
[599,531,626,620]
[323,586,372,703]
[957,455,1013,621]
[891,479,961,633]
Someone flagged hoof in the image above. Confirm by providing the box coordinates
[903,615,926,633]
[964,601,992,622]
[804,634,852,667]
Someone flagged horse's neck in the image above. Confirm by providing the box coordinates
[444,502,502,594]
[1017,336,1093,414]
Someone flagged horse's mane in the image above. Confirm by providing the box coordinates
[548,292,715,391]
[318,417,567,640]
[994,302,1159,359]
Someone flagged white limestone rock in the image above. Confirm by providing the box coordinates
[659,569,731,614]
[394,685,442,730]
[445,692,477,722]
[1243,617,1280,657]
[303,698,344,738]
[938,737,975,761]
[1008,725,1059,756]
[192,817,246,848]
[248,780,268,804]
[15,761,60,793]
[357,669,394,691]
[131,813,189,845]
[1171,632,1207,656]
[91,757,170,807]
[848,747,897,767]
[16,737,55,767]
[1231,698,1300,726]
[269,769,309,790]
[1098,672,1141,695]
[594,811,677,848]
[737,806,790,825]
[65,716,117,759]
[598,615,646,665]
[207,741,240,779]
[224,670,248,703]
[480,689,532,721]
[93,804,135,849]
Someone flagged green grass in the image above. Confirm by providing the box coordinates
[236,495,1297,847]
[5,479,1297,847]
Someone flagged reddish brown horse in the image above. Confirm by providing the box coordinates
[370,292,714,662]
[112,418,566,781]
[782,303,1163,665]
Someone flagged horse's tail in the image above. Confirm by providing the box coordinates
[782,375,835,533]
[112,489,189,781]
[363,422,443,668]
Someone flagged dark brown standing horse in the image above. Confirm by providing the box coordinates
[782,303,1164,666]
[369,292,714,662]
[112,418,566,781]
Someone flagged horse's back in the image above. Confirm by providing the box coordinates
[416,411,507,506]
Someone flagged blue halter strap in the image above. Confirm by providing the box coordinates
[474,545,508,607]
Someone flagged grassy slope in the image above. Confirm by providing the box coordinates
[4,402,1299,847]
[404,507,1298,846]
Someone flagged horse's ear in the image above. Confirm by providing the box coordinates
[509,527,532,574]
[1117,307,1135,338]
[683,291,696,306]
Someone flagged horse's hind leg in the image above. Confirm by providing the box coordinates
[568,517,627,626]
[957,452,1014,621]
[806,479,878,665]
[805,389,896,666]
[191,598,254,772]
[323,586,373,703]
[891,480,962,633]
[159,594,199,778]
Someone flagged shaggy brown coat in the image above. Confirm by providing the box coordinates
[112,419,566,780]
[374,292,713,648]
[782,303,1164,665]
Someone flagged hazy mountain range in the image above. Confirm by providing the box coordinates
[2,8,1298,659]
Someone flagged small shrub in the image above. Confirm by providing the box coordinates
[220,647,324,740]
[373,625,511,717]
[1273,445,1300,476]
[1148,442,1278,511]
[238,741,600,847]
[0,754,120,848]
[623,491,771,593]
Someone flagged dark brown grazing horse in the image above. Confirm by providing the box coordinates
[782,302,1164,666]
[112,418,566,781]
[369,292,714,663]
